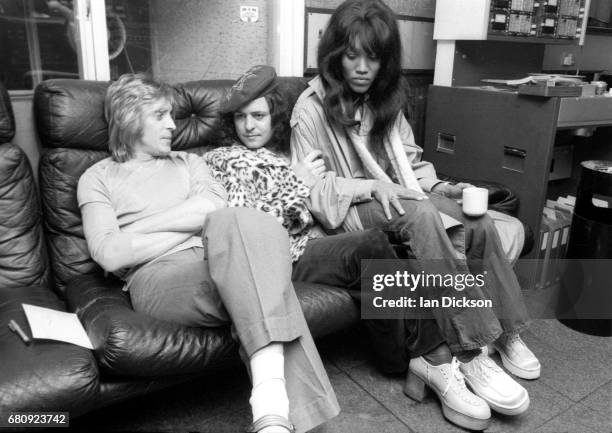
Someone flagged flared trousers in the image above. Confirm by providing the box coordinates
[128,208,339,433]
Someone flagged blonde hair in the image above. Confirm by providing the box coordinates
[104,73,174,162]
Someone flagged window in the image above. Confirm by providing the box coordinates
[1,0,304,91]
[0,0,80,90]
[0,0,154,90]
[105,0,150,80]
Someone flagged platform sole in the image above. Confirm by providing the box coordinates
[481,392,530,416]
[491,345,541,380]
[464,375,531,416]
[404,370,490,431]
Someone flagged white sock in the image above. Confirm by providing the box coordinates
[249,344,289,422]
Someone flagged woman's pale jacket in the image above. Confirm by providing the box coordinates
[290,76,524,262]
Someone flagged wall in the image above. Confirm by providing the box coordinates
[543,34,612,72]
[148,0,437,83]
[306,0,435,17]
[149,0,270,82]
[9,94,42,182]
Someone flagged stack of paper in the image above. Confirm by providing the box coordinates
[481,74,584,87]
[22,304,94,349]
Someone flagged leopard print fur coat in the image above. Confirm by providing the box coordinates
[204,144,319,262]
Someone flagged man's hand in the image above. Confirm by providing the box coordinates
[371,180,427,220]
[292,150,326,188]
[432,182,473,199]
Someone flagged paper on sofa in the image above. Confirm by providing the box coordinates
[22,304,94,349]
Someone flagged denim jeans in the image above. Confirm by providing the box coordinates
[292,228,446,372]
[292,228,392,290]
[354,193,529,354]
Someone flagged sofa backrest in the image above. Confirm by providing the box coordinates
[33,76,309,294]
[0,81,50,289]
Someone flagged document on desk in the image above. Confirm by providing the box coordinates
[22,304,94,349]
[481,74,584,87]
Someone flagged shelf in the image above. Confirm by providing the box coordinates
[557,96,612,128]
[487,34,582,44]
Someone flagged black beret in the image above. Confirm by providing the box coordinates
[220,65,278,113]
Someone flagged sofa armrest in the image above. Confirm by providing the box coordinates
[65,273,238,377]
[437,174,519,216]
[0,286,99,417]
[294,282,359,337]
[436,175,534,256]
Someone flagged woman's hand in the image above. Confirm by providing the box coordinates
[292,150,326,188]
[371,180,427,220]
[432,182,473,199]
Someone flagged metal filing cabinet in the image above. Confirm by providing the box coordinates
[422,85,612,288]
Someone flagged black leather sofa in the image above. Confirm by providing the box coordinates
[0,76,529,421]
[0,77,360,420]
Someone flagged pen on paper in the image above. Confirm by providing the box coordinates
[8,320,31,345]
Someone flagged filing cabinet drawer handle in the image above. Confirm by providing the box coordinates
[504,146,527,158]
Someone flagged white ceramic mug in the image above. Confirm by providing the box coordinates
[462,187,488,217]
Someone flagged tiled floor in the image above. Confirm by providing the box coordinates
[68,320,611,433]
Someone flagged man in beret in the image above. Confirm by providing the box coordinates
[221,64,279,113]
[77,73,339,433]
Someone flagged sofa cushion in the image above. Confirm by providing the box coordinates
[33,79,232,151]
[65,274,359,377]
[171,80,233,150]
[65,273,237,377]
[0,285,99,417]
[34,77,309,152]
[0,143,50,289]
[34,80,110,151]
[39,148,107,293]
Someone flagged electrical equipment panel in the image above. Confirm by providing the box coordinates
[488,0,587,40]
[433,0,590,45]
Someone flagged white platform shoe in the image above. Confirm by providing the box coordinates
[405,357,491,431]
[460,347,530,416]
[492,334,541,379]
